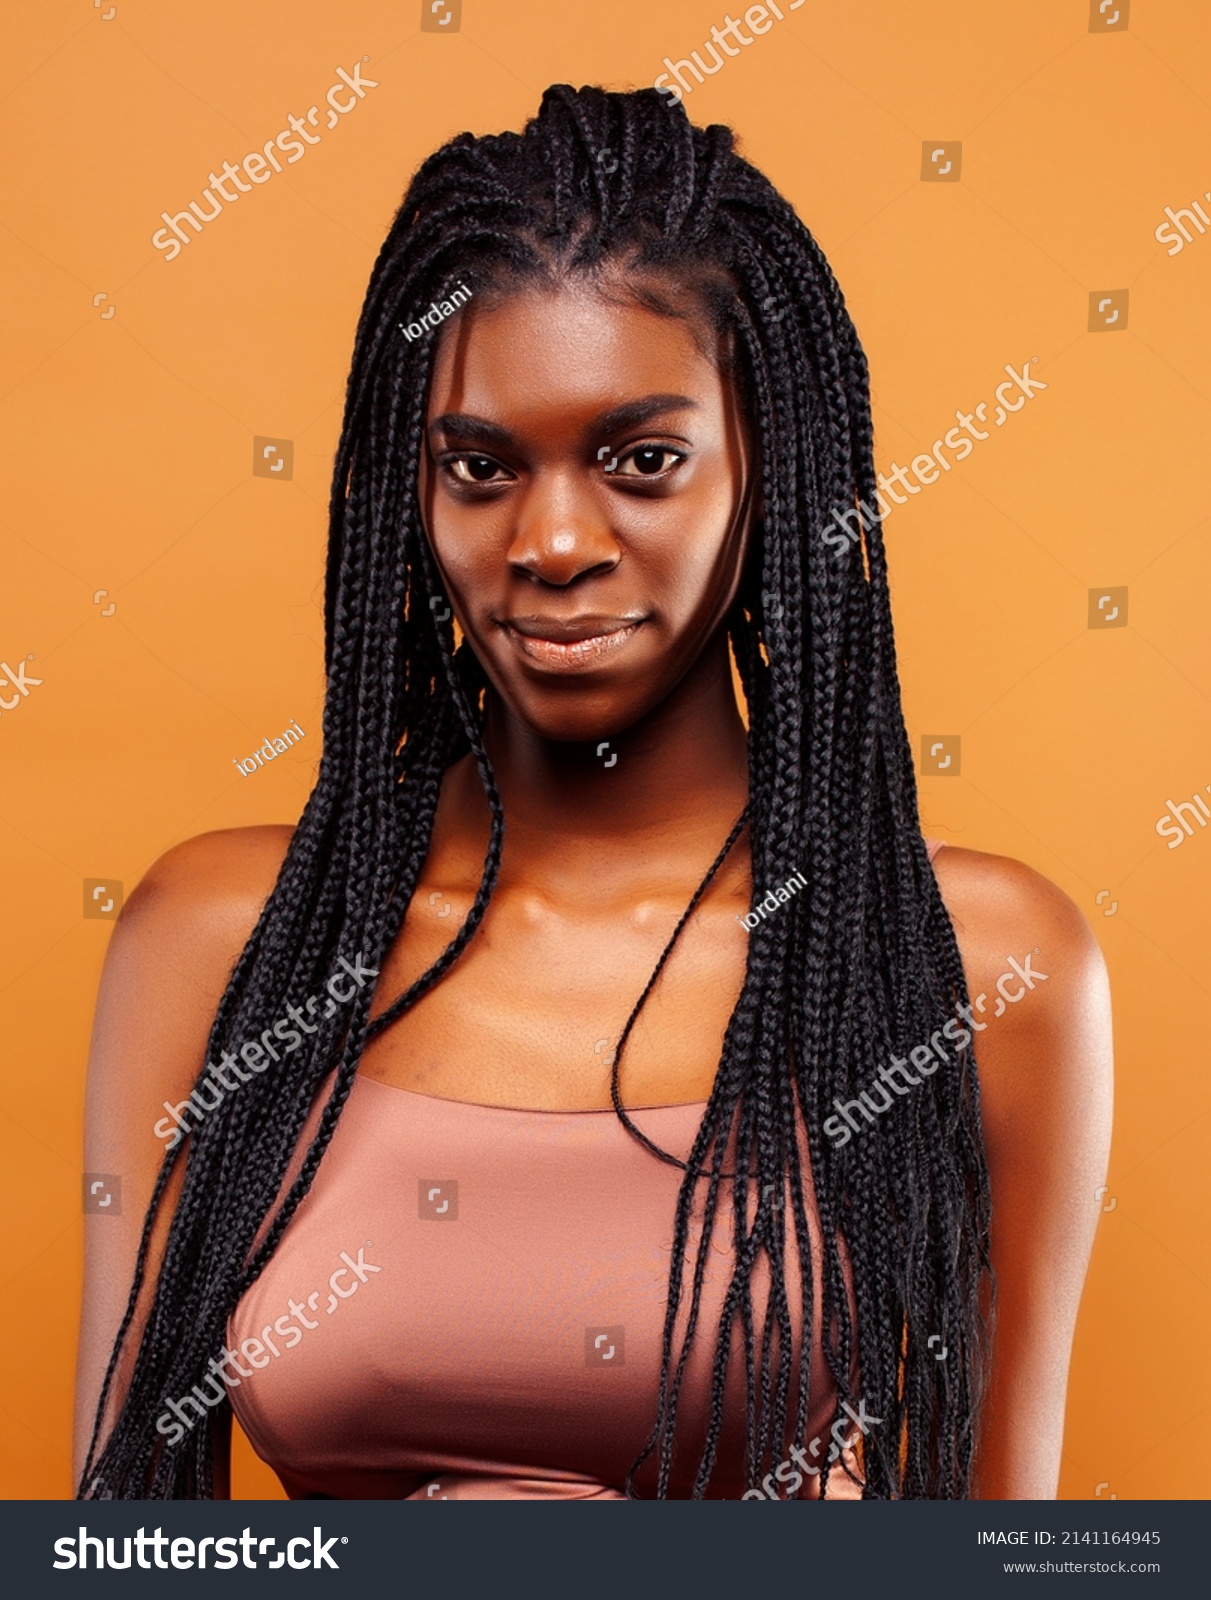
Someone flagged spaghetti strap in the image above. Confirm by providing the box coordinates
[925,837,946,862]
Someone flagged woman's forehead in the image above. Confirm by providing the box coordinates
[425,280,734,428]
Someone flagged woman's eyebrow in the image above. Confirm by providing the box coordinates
[427,394,700,450]
[428,413,514,448]
[591,393,700,436]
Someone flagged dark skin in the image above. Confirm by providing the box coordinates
[362,278,757,1112]
[75,279,1112,1499]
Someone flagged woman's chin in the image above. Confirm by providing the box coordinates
[492,697,649,750]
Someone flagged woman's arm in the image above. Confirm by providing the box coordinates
[932,845,1113,1500]
[74,825,292,1495]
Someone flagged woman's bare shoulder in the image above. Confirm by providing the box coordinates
[93,824,298,1087]
[928,841,1111,1138]
[85,822,299,1140]
[928,841,1101,985]
[121,823,296,935]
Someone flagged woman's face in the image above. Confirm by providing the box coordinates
[419,276,755,744]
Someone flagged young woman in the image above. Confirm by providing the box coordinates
[75,85,1112,1501]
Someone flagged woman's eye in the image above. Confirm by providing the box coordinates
[447,455,508,484]
[610,445,684,478]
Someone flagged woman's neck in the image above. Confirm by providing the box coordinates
[434,632,751,891]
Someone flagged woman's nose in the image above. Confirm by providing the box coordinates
[507,473,621,587]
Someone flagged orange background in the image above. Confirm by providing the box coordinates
[1,0,1208,1500]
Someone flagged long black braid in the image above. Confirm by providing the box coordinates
[80,84,992,1501]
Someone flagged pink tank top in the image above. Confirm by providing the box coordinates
[226,839,948,1500]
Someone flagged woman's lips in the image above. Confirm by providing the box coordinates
[502,619,643,670]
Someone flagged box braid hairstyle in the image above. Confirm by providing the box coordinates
[80,83,992,1501]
